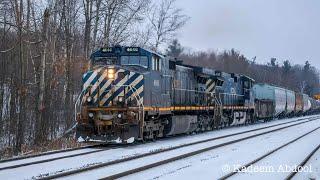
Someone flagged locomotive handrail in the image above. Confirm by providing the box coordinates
[74,90,86,122]
[174,88,213,94]
[219,92,244,96]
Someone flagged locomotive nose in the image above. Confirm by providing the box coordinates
[78,67,144,143]
[81,67,144,107]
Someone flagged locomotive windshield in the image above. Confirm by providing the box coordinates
[92,57,117,68]
[120,56,148,68]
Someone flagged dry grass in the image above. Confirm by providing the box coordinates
[0,138,87,160]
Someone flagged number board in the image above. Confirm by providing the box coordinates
[101,47,113,53]
[125,47,139,53]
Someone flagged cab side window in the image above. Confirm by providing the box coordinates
[152,55,161,71]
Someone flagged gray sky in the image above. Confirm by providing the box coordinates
[175,0,320,69]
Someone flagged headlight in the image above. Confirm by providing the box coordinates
[87,96,92,102]
[108,73,114,79]
[117,114,122,118]
[108,68,115,74]
[107,68,115,79]
[118,96,124,102]
[88,113,94,118]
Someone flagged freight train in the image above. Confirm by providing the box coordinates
[75,46,320,143]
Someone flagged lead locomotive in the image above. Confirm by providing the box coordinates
[75,46,319,143]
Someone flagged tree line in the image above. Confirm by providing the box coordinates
[0,0,187,157]
[167,39,320,96]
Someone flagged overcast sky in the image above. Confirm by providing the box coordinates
[175,0,320,69]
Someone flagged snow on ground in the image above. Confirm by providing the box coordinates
[0,115,318,180]
[293,146,320,180]
[0,148,99,169]
[62,117,320,179]
[120,118,320,180]
[229,126,320,180]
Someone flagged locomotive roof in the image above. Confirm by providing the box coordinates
[177,62,254,81]
[90,46,164,60]
[90,46,254,81]
[254,82,302,94]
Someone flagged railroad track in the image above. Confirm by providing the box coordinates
[285,143,320,180]
[0,143,139,171]
[218,126,320,180]
[0,116,317,173]
[0,146,106,171]
[36,116,320,180]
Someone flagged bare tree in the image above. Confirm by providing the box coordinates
[148,0,188,51]
[92,0,102,50]
[35,8,50,144]
[83,0,94,58]
[100,0,149,46]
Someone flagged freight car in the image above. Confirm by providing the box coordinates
[75,46,319,143]
[295,93,303,115]
[302,94,311,113]
[252,83,287,119]
[285,89,296,116]
[309,98,320,114]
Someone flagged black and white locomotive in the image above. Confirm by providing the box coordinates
[75,46,320,143]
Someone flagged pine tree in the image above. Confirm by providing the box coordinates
[166,39,184,58]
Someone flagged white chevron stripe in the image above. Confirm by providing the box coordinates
[98,69,125,98]
[100,72,135,105]
[83,68,101,90]
[128,85,144,105]
[117,72,141,98]
[206,81,215,92]
[90,70,109,102]
[129,75,143,89]
[82,68,102,103]
[99,80,112,96]
[129,85,143,100]
[123,75,143,102]
[90,69,107,93]
[118,75,142,99]
[206,79,212,86]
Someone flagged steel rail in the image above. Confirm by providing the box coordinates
[219,126,320,179]
[0,144,102,164]
[100,119,320,180]
[285,143,320,180]
[38,116,319,180]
